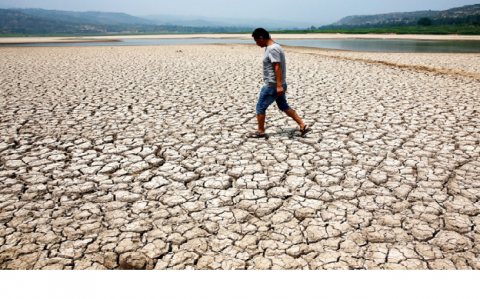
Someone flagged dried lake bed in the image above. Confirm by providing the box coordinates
[0,44,479,270]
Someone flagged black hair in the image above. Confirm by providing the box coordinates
[252,28,270,40]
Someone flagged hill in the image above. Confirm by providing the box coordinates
[4,8,314,31]
[142,14,315,29]
[0,7,308,35]
[437,4,480,18]
[15,8,155,25]
[0,9,253,35]
[331,11,439,27]
[326,4,480,28]
[0,9,98,34]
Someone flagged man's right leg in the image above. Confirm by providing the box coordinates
[257,114,266,134]
[254,87,276,133]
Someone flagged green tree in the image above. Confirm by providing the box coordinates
[310,26,316,30]
[418,17,432,26]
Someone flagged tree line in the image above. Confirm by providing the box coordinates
[317,15,480,30]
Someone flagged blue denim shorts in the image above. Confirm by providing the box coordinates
[256,83,291,115]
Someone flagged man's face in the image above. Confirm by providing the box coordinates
[254,37,266,48]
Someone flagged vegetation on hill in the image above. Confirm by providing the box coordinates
[14,8,156,25]
[323,4,480,29]
[0,9,86,34]
[280,4,480,36]
[417,18,433,27]
[331,11,438,27]
[272,25,480,35]
[0,9,252,35]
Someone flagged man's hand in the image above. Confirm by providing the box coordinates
[273,62,284,97]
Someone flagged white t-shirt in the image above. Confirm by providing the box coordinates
[263,43,287,88]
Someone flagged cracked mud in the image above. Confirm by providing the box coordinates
[1,44,479,270]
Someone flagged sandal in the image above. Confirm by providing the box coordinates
[299,125,312,138]
[246,131,266,138]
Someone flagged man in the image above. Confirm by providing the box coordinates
[246,28,311,138]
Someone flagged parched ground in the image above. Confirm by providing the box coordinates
[0,44,479,270]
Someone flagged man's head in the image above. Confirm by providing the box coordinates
[252,28,270,48]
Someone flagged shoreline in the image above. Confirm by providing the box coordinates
[2,43,479,77]
[0,39,122,45]
[278,44,480,79]
[1,33,480,44]
[2,42,480,57]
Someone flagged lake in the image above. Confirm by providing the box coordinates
[2,38,480,53]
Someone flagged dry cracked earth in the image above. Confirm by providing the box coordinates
[1,44,480,270]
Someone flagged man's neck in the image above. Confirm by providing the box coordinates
[266,39,275,47]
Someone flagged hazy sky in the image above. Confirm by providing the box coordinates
[1,0,478,24]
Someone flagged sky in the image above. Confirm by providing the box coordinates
[0,0,478,25]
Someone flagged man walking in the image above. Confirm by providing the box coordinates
[246,28,311,138]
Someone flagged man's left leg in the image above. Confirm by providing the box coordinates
[284,109,311,136]
[276,86,312,136]
[284,109,305,129]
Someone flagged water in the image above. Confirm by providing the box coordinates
[2,38,480,53]
[277,39,480,53]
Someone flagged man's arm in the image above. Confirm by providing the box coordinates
[274,62,284,97]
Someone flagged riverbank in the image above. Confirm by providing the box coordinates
[1,44,479,270]
[281,44,480,77]
[2,33,480,44]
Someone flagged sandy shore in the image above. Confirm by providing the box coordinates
[2,33,480,44]
[281,45,480,76]
[1,44,479,270]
